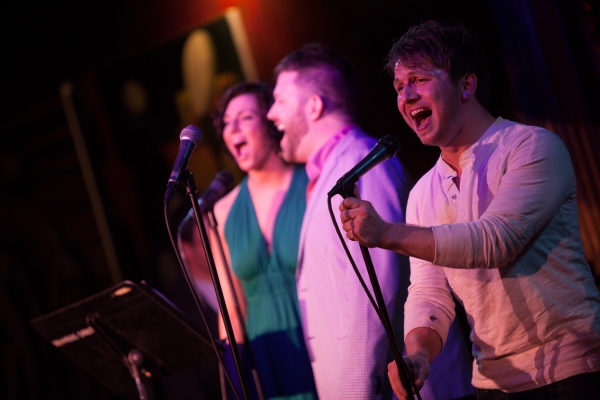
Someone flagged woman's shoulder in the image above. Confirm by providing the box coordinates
[213,183,242,226]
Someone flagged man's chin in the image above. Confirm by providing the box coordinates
[281,148,295,163]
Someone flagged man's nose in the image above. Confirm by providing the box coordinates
[399,85,418,104]
[266,105,276,121]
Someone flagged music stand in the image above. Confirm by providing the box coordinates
[30,280,222,399]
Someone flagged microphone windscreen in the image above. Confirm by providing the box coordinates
[180,124,203,144]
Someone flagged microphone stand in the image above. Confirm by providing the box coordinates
[205,210,265,400]
[356,243,417,399]
[183,171,251,400]
[336,187,420,399]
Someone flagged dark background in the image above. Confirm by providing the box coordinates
[1,0,600,399]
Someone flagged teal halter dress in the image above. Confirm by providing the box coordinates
[224,165,317,400]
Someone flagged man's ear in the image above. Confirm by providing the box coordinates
[306,94,325,121]
[461,72,478,99]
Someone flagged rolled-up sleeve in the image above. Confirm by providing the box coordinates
[404,189,456,345]
[404,254,456,345]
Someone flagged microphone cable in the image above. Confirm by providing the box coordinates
[164,200,242,400]
[327,193,422,400]
[205,209,265,400]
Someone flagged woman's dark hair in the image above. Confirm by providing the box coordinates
[212,81,281,144]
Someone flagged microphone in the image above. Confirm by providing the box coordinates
[164,125,203,203]
[328,134,402,197]
[198,170,234,213]
[178,170,234,230]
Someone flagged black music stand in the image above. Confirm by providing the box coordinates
[30,280,222,399]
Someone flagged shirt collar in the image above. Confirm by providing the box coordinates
[438,116,506,175]
[305,124,356,200]
[306,124,356,183]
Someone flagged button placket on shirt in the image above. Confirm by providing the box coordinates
[446,175,459,203]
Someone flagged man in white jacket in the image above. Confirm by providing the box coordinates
[268,43,475,400]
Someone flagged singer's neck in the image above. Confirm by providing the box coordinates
[439,106,496,175]
[246,158,294,254]
[247,156,294,188]
[304,114,355,159]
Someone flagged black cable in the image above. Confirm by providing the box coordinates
[327,195,380,312]
[206,210,265,400]
[327,194,422,400]
[184,172,254,399]
[164,202,241,400]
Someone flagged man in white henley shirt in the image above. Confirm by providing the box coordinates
[339,20,600,399]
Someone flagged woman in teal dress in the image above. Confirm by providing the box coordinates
[211,81,317,399]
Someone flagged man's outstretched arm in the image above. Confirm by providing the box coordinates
[339,197,435,262]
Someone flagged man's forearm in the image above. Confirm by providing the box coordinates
[381,223,436,263]
[404,326,443,362]
[340,198,437,262]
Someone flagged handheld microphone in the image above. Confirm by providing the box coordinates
[164,125,203,203]
[198,170,234,213]
[328,134,402,197]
